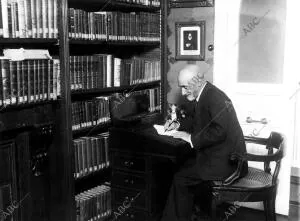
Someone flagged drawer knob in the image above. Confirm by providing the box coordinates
[130,214,135,219]
[124,179,134,185]
[124,161,134,166]
[125,196,134,201]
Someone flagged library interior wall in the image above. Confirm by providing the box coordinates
[166,7,215,105]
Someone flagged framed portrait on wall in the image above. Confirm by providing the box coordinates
[170,0,214,8]
[175,21,205,60]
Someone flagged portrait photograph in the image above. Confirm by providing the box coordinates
[175,21,206,60]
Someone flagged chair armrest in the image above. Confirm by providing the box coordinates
[244,136,268,145]
[223,161,244,186]
[245,146,284,162]
[222,153,245,186]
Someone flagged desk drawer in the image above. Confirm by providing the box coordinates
[112,207,148,221]
[112,171,147,190]
[112,188,147,210]
[111,152,147,172]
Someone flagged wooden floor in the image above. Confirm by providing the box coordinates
[148,203,300,221]
[213,203,299,221]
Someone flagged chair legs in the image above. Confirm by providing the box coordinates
[210,198,217,221]
[263,198,276,221]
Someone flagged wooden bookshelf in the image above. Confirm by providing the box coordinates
[71,81,160,98]
[72,121,111,137]
[0,0,166,221]
[62,0,166,220]
[69,0,160,12]
[69,39,160,46]
[0,100,59,113]
[0,38,58,45]
[75,167,111,194]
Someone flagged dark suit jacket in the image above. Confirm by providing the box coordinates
[179,82,248,180]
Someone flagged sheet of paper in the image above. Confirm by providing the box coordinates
[153,124,177,136]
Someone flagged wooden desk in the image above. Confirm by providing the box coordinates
[109,125,193,221]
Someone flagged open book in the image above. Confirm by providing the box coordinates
[153,124,178,136]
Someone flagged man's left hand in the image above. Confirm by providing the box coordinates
[171,131,192,144]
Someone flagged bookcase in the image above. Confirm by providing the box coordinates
[0,0,167,221]
[0,1,60,221]
[54,0,168,221]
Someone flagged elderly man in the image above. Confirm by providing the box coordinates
[161,65,248,221]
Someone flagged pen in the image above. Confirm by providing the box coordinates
[165,120,175,132]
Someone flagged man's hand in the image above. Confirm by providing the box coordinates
[171,131,192,144]
[164,119,180,132]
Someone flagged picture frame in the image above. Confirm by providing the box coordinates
[175,21,205,61]
[170,0,214,8]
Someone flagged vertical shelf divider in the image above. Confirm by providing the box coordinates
[50,0,75,221]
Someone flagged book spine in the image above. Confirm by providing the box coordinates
[17,0,26,38]
[1,0,9,37]
[25,0,32,37]
[74,9,79,39]
[56,58,60,97]
[35,0,40,37]
[26,60,32,102]
[47,0,52,38]
[69,8,74,38]
[11,0,20,38]
[0,1,3,37]
[53,0,57,38]
[30,0,36,38]
[16,61,22,104]
[7,1,12,37]
[9,60,17,104]
[0,61,3,106]
[1,60,10,106]
[20,60,26,103]
[79,139,84,177]
[43,59,47,99]
[41,0,47,38]
[73,141,78,178]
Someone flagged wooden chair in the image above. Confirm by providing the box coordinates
[210,131,286,221]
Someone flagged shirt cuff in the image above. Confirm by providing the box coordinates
[188,134,193,148]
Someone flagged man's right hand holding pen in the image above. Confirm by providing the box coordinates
[164,119,180,132]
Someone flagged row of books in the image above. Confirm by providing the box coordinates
[68,9,160,42]
[73,132,109,179]
[0,58,60,107]
[71,97,110,131]
[115,0,161,7]
[128,87,161,112]
[148,87,161,112]
[70,55,160,91]
[0,0,58,38]
[113,88,161,113]
[75,183,111,221]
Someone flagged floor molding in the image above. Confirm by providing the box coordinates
[291,175,300,185]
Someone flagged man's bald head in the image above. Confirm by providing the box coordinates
[178,65,203,86]
[178,65,205,101]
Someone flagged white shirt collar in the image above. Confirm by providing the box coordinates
[196,81,207,102]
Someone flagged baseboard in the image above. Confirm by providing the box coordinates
[290,201,300,207]
[290,173,300,208]
[291,175,300,185]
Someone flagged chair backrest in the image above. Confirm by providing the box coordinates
[245,131,285,185]
[223,132,285,186]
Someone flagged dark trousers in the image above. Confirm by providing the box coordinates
[161,157,212,221]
